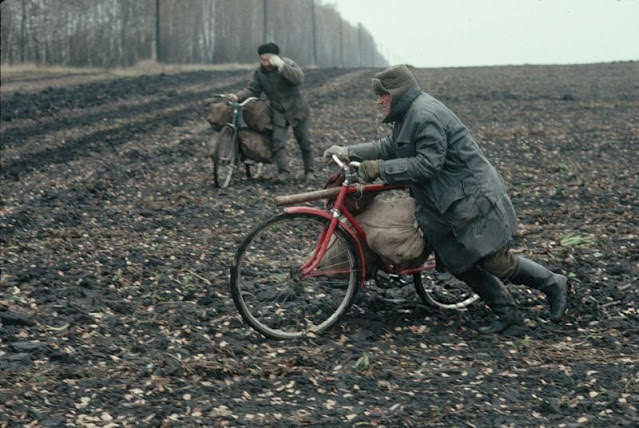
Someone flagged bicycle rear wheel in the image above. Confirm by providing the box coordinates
[231,213,361,339]
[414,271,479,310]
[213,126,236,188]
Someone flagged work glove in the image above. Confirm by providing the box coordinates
[222,93,238,102]
[357,160,381,182]
[322,145,349,163]
[269,54,285,69]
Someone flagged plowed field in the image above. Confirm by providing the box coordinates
[1,62,638,426]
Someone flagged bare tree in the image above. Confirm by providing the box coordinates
[0,0,387,68]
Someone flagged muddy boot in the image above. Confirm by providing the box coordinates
[510,257,568,323]
[275,171,290,183]
[458,268,524,334]
[301,149,315,179]
[476,306,525,335]
[272,149,289,183]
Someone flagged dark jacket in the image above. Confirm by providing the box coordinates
[236,57,310,128]
[349,65,518,274]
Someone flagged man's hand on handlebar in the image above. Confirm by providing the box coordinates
[217,93,238,102]
[322,145,349,164]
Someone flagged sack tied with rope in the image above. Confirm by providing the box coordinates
[207,99,274,163]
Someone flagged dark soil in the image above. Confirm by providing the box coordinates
[1,62,638,427]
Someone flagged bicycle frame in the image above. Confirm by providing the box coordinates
[210,95,265,188]
[276,157,436,287]
[225,96,258,159]
[233,158,478,339]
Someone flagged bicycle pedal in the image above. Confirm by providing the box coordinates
[376,270,391,280]
[376,270,400,280]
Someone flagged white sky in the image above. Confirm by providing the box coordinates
[327,0,639,67]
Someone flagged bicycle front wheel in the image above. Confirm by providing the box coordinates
[414,271,479,310]
[231,213,361,339]
[252,162,264,179]
[213,126,236,188]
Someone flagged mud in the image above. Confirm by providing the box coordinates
[1,62,638,426]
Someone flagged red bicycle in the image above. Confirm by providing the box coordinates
[230,156,478,339]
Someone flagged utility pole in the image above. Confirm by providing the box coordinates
[20,0,26,62]
[263,0,268,42]
[339,19,343,67]
[311,0,318,66]
[155,0,161,61]
[358,23,363,67]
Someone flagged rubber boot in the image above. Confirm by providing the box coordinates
[272,149,289,183]
[301,148,315,178]
[510,257,568,323]
[457,268,524,334]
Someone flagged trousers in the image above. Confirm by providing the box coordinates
[270,116,314,173]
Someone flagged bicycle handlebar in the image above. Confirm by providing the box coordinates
[274,157,381,206]
[331,154,360,170]
[332,154,345,168]
[331,155,362,186]
[275,156,354,206]
[234,97,258,108]
[208,94,258,108]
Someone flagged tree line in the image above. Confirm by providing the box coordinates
[0,0,388,68]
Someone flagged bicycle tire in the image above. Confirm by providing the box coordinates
[243,162,264,180]
[252,163,264,179]
[213,126,236,188]
[231,212,361,340]
[413,271,479,310]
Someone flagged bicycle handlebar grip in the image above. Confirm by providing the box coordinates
[240,97,258,107]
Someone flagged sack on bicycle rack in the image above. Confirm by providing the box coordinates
[239,129,272,163]
[207,102,233,131]
[319,235,380,279]
[243,99,272,132]
[356,196,427,269]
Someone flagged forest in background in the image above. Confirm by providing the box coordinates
[0,0,388,68]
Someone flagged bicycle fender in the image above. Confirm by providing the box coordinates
[284,206,367,286]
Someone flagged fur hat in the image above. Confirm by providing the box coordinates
[257,43,280,55]
[371,64,419,101]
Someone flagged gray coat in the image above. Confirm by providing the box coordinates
[236,57,310,128]
[349,85,518,274]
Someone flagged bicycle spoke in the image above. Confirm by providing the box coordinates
[231,213,360,339]
[213,126,236,188]
[414,271,479,310]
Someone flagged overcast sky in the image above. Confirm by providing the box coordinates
[328,0,639,67]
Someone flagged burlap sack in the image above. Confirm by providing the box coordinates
[243,99,272,132]
[206,102,233,131]
[238,129,272,163]
[318,194,429,274]
[356,196,426,268]
[318,235,380,279]
[206,126,232,158]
